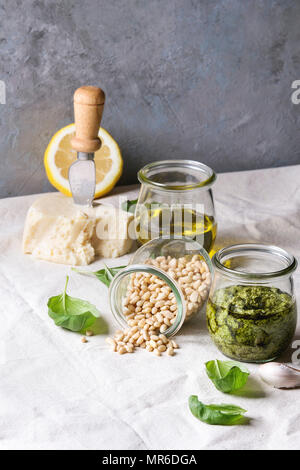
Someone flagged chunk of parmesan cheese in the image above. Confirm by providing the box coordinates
[23,193,134,265]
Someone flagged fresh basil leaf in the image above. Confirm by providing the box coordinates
[90,317,109,335]
[205,360,250,393]
[189,396,247,425]
[104,264,118,282]
[107,265,127,276]
[72,265,126,287]
[48,276,101,332]
[121,199,138,214]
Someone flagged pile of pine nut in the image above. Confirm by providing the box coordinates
[106,254,211,356]
[106,330,179,356]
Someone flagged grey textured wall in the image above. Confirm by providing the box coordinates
[0,0,299,198]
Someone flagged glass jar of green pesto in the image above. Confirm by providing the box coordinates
[207,244,297,363]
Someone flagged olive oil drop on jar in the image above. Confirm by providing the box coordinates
[135,160,217,254]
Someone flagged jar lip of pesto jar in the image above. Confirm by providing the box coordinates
[138,160,216,192]
[213,243,297,281]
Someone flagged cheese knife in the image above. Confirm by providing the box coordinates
[69,86,105,206]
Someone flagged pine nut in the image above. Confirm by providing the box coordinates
[118,346,127,355]
[150,335,159,341]
[126,344,134,353]
[135,314,145,320]
[159,334,168,344]
[189,291,198,303]
[115,333,124,341]
[136,335,144,346]
[125,313,135,320]
[143,331,150,341]
[106,337,116,349]
[131,332,140,341]
[200,290,208,300]
[130,326,139,334]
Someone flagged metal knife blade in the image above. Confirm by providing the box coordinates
[68,152,96,207]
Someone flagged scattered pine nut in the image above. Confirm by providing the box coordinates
[118,346,127,355]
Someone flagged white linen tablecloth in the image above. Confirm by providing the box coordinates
[0,165,299,450]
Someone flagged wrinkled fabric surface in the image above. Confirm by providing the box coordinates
[0,165,299,450]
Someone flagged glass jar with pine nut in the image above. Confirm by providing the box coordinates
[108,237,213,356]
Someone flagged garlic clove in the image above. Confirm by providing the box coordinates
[258,362,300,389]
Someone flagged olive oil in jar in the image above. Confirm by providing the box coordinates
[135,205,217,254]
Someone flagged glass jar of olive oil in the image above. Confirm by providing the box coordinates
[135,160,217,254]
[207,244,298,363]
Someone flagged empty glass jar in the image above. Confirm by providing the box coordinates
[135,160,217,254]
[207,243,298,363]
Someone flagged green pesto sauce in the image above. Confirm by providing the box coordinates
[206,285,297,363]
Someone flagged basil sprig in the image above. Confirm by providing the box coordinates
[205,360,250,393]
[121,199,138,214]
[189,396,247,425]
[72,264,126,287]
[48,276,101,332]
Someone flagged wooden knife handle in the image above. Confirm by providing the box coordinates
[71,86,105,153]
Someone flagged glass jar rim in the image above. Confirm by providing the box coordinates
[213,243,297,280]
[130,235,214,271]
[109,264,187,337]
[138,159,216,191]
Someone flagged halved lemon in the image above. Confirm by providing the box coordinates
[44,124,123,198]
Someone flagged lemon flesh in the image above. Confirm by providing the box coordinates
[44,124,123,199]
